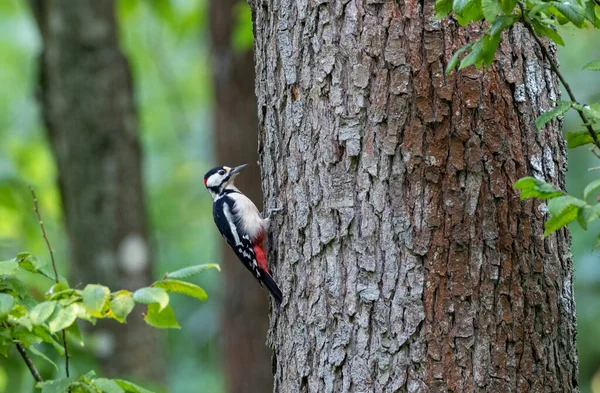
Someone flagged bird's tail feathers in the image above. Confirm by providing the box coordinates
[262,272,282,306]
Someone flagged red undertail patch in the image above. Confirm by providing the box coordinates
[254,245,268,273]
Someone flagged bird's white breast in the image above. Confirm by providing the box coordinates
[229,192,264,240]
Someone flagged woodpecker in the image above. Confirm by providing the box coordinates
[204,164,282,305]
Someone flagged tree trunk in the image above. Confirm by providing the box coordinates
[251,1,578,392]
[30,0,164,381]
[209,1,274,392]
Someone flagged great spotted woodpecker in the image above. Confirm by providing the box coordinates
[204,164,282,305]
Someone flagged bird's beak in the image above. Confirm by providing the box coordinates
[230,164,248,175]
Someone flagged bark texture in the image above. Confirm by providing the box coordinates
[209,1,274,392]
[251,1,578,392]
[30,0,164,380]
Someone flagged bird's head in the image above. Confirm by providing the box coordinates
[203,164,247,199]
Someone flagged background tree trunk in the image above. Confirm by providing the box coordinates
[209,1,273,392]
[30,0,164,381]
[251,1,578,392]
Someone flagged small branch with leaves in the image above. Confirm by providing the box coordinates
[0,187,220,393]
[435,0,600,245]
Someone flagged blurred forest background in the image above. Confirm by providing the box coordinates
[0,0,598,392]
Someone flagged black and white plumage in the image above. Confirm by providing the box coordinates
[204,164,282,305]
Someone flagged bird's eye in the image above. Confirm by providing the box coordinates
[218,170,226,175]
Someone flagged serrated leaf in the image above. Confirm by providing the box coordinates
[531,19,565,46]
[154,280,208,302]
[30,301,57,325]
[566,130,595,148]
[584,178,600,200]
[110,294,135,322]
[490,14,519,36]
[0,294,14,317]
[33,326,65,354]
[133,287,169,311]
[48,304,78,333]
[0,261,19,276]
[514,177,563,200]
[144,304,180,329]
[166,264,221,280]
[482,0,502,22]
[37,377,75,393]
[435,0,453,18]
[536,101,572,130]
[29,345,59,371]
[459,39,484,70]
[551,1,585,26]
[543,204,579,237]
[577,205,596,230]
[114,379,155,393]
[17,252,47,273]
[500,0,517,13]
[583,60,600,71]
[67,322,85,347]
[82,284,110,315]
[454,0,484,25]
[91,378,125,393]
[547,195,587,216]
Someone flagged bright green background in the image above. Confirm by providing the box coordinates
[0,0,599,392]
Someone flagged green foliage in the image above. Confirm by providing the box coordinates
[0,253,218,391]
[437,0,600,250]
[232,1,254,51]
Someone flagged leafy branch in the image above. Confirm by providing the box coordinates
[0,189,220,392]
[29,185,70,379]
[436,0,600,244]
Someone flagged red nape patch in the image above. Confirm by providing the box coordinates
[203,177,207,186]
[254,245,268,273]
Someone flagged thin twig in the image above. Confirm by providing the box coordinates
[522,16,600,150]
[16,343,43,383]
[28,186,70,378]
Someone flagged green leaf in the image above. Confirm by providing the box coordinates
[110,293,135,322]
[577,205,597,230]
[166,264,220,280]
[583,103,600,120]
[585,178,600,200]
[500,0,517,13]
[48,304,78,333]
[17,252,47,273]
[435,0,454,18]
[114,379,155,393]
[37,377,75,393]
[82,284,110,316]
[551,1,585,26]
[583,60,600,71]
[544,204,579,236]
[0,294,14,317]
[47,283,69,297]
[514,177,563,200]
[29,346,59,371]
[535,101,572,130]
[91,378,125,393]
[154,280,208,302]
[479,34,501,68]
[454,0,484,25]
[29,301,57,325]
[547,195,587,216]
[446,43,473,75]
[144,304,180,329]
[481,0,502,22]
[490,14,519,36]
[459,39,484,70]
[66,322,85,347]
[566,130,596,148]
[0,260,19,276]
[133,287,169,311]
[531,19,565,46]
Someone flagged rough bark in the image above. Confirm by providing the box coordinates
[251,1,578,392]
[209,1,274,392]
[30,0,164,380]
